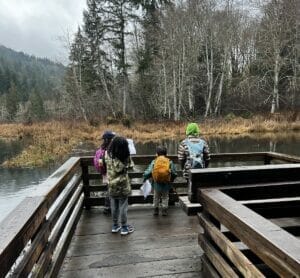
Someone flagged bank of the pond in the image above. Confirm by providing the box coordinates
[0,116,299,167]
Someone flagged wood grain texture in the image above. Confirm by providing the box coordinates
[198,233,239,277]
[198,213,264,277]
[200,189,300,277]
[59,206,203,277]
[0,196,47,278]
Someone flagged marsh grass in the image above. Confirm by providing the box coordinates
[0,116,299,167]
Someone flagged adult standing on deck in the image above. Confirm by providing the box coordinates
[178,123,210,180]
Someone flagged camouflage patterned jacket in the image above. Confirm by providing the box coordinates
[105,153,134,198]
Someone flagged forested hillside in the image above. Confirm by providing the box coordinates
[0,45,65,121]
[0,0,298,124]
[65,0,299,122]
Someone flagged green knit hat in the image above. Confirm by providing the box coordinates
[186,123,200,136]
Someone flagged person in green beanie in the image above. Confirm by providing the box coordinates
[178,123,210,179]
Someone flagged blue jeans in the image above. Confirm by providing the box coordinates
[110,197,128,226]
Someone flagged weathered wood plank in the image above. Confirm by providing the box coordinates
[80,152,273,167]
[87,177,187,192]
[59,206,202,277]
[85,190,183,207]
[221,181,300,200]
[198,213,264,277]
[201,254,221,278]
[269,217,300,225]
[243,199,300,218]
[190,164,300,202]
[199,189,300,277]
[179,196,202,216]
[62,245,202,271]
[68,233,198,257]
[0,196,47,278]
[32,184,84,278]
[40,157,81,206]
[45,194,84,278]
[59,257,202,278]
[11,218,50,277]
[223,217,300,240]
[267,152,300,163]
[198,233,239,277]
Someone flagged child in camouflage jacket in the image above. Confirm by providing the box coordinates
[105,136,134,235]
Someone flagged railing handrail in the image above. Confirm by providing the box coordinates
[199,188,300,277]
[0,157,81,278]
[1,151,299,277]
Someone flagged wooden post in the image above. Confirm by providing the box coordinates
[81,161,91,209]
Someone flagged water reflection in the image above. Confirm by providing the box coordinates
[0,166,57,221]
[135,133,300,157]
[0,132,299,222]
[0,137,31,164]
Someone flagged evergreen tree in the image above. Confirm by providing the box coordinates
[134,0,171,73]
[68,27,90,122]
[83,0,116,117]
[28,90,46,121]
[99,0,137,115]
[5,82,18,121]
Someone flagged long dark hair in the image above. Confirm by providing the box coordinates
[107,136,130,164]
[101,137,114,149]
[101,131,115,149]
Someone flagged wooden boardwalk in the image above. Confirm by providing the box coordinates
[59,206,203,278]
[1,152,299,277]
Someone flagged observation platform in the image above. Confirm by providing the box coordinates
[1,152,300,277]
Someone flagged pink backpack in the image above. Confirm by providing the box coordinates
[93,148,106,175]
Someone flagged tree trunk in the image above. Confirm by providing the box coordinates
[214,70,225,115]
[214,49,228,115]
[173,66,177,121]
[205,40,214,117]
[72,65,88,123]
[271,51,280,114]
[98,67,116,118]
[162,52,168,116]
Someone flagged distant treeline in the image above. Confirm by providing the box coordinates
[63,0,299,123]
[0,45,65,121]
[0,0,299,124]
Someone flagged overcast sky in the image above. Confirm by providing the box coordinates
[0,0,87,64]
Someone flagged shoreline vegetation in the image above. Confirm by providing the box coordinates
[0,115,299,168]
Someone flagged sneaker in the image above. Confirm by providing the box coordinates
[162,208,168,216]
[112,224,121,233]
[153,207,159,216]
[120,225,134,235]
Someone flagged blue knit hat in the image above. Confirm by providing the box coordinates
[102,131,116,140]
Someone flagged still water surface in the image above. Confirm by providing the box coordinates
[0,133,299,222]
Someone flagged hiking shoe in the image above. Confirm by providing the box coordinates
[162,208,168,216]
[111,224,121,233]
[120,225,134,235]
[153,207,159,216]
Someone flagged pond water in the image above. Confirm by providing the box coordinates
[0,132,299,222]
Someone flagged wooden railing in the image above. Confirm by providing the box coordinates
[0,157,83,278]
[191,153,300,277]
[80,155,185,208]
[0,151,299,277]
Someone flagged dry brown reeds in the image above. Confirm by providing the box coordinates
[0,115,299,167]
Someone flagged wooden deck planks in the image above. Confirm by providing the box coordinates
[59,206,203,278]
[199,189,300,277]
